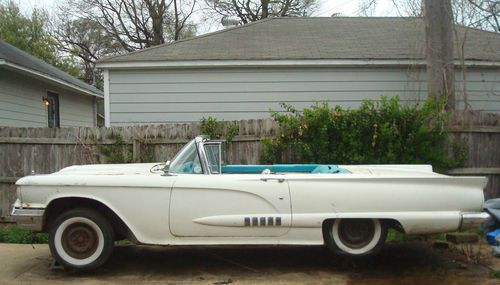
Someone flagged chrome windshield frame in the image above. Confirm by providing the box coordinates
[196,137,224,175]
[202,142,223,174]
[167,137,205,175]
[167,136,224,175]
[195,136,210,174]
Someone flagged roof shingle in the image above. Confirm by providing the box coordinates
[99,17,500,63]
[0,40,102,96]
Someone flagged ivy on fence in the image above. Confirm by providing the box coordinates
[98,133,133,163]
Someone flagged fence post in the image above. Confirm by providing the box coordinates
[132,139,141,163]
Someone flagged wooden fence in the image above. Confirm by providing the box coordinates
[1,112,499,223]
[0,119,277,222]
[445,111,500,199]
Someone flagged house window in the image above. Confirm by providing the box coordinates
[45,92,60,128]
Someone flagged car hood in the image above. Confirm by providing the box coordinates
[15,163,167,187]
[54,163,163,175]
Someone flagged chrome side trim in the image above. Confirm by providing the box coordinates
[11,207,45,231]
[11,208,45,216]
[460,212,492,230]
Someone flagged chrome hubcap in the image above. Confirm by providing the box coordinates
[338,219,375,249]
[61,223,98,259]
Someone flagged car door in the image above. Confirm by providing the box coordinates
[169,173,291,237]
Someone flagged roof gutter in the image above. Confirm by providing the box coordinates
[0,61,103,98]
[96,59,500,69]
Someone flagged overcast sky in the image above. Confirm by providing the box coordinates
[13,0,402,33]
[14,0,403,16]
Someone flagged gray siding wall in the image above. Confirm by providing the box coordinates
[108,67,500,125]
[0,68,96,127]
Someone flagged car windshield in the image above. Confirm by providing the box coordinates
[169,139,203,174]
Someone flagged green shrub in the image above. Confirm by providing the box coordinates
[261,96,466,171]
[199,116,239,143]
[0,226,48,244]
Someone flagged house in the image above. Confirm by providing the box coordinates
[0,40,103,127]
[97,17,500,127]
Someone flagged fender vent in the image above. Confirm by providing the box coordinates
[252,217,258,226]
[267,217,274,226]
[244,216,282,227]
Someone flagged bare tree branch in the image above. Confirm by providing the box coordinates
[53,0,197,85]
[206,0,317,23]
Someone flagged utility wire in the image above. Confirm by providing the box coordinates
[313,0,358,16]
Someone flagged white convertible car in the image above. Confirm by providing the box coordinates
[12,136,491,270]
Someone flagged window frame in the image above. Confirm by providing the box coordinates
[46,91,60,128]
[203,143,222,174]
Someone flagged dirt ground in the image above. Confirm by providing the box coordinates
[0,241,499,285]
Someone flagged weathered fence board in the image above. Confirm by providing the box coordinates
[1,111,499,222]
[446,111,500,200]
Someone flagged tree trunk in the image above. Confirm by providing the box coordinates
[261,0,269,18]
[173,0,180,40]
[424,0,455,110]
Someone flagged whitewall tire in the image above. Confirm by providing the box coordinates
[49,208,114,270]
[324,219,387,256]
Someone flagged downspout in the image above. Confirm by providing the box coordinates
[103,69,111,127]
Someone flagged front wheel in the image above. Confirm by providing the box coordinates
[324,219,387,256]
[49,208,114,270]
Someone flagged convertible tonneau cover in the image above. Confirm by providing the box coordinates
[221,164,350,174]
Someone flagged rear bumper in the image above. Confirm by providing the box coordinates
[10,206,45,232]
[460,212,492,230]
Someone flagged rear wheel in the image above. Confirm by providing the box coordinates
[324,218,387,256]
[49,208,114,270]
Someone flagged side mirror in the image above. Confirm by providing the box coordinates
[164,160,171,173]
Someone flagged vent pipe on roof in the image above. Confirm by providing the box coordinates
[221,16,240,28]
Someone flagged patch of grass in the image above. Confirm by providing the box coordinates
[439,229,485,243]
[389,229,484,244]
[0,225,48,244]
[490,270,500,279]
[463,228,486,237]
[115,239,133,245]
[431,233,447,241]
[386,229,416,242]
[0,226,136,246]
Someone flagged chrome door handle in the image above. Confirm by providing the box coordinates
[260,177,285,183]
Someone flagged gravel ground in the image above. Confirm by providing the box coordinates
[0,242,498,285]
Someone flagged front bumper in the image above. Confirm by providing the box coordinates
[460,212,492,230]
[10,206,45,232]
